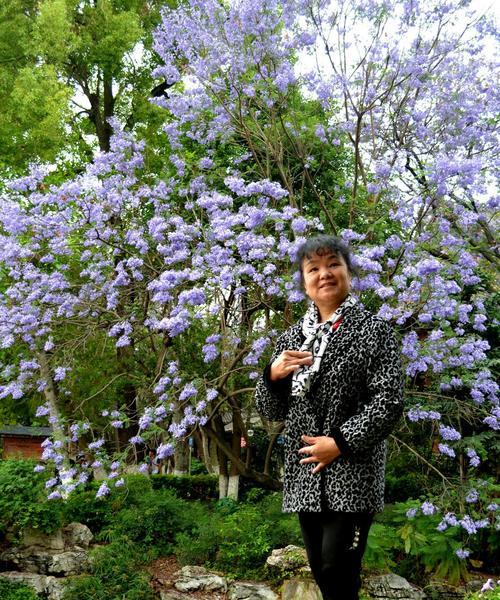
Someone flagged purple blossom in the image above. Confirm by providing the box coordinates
[421,501,437,516]
[439,425,461,441]
[438,444,455,458]
[96,482,110,498]
[465,489,479,504]
[156,443,174,459]
[455,548,470,559]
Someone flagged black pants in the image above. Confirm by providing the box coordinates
[298,511,374,600]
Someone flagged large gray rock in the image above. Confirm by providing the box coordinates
[0,547,89,576]
[62,523,93,549]
[266,546,309,573]
[1,547,52,574]
[281,578,322,600]
[364,573,426,599]
[0,571,49,595]
[228,581,278,600]
[46,576,68,600]
[20,529,65,551]
[173,565,227,592]
[49,550,90,576]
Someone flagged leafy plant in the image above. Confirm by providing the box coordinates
[0,578,38,600]
[62,539,156,600]
[0,460,64,538]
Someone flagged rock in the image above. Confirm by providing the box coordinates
[0,547,90,576]
[363,573,426,599]
[281,578,322,600]
[49,551,90,576]
[160,591,190,600]
[266,546,309,572]
[46,576,68,600]
[0,571,49,595]
[20,529,65,551]
[228,581,278,600]
[173,565,227,592]
[424,581,466,599]
[0,547,51,574]
[62,523,93,549]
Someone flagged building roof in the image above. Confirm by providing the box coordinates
[0,425,52,438]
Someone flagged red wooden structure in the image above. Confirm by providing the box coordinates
[0,426,52,460]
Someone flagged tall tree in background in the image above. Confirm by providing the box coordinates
[0,0,168,176]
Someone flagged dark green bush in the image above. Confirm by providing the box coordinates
[62,539,156,600]
[0,459,64,538]
[0,578,38,600]
[150,473,217,499]
[63,486,115,537]
[175,492,301,579]
[101,488,203,555]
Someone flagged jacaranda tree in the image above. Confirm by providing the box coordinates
[0,0,498,566]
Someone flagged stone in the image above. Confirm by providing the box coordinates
[46,576,68,600]
[49,550,90,576]
[0,547,52,574]
[20,528,65,551]
[173,565,227,592]
[424,581,466,599]
[228,581,278,600]
[363,573,426,599]
[266,545,309,572]
[0,571,49,595]
[0,547,90,577]
[62,523,93,549]
[281,578,322,600]
[160,591,187,600]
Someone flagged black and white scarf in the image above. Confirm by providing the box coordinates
[291,294,358,399]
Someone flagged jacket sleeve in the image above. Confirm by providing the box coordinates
[332,319,404,457]
[254,331,293,422]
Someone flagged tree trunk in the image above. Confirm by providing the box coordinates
[36,350,69,463]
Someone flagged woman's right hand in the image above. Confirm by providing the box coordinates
[270,351,313,381]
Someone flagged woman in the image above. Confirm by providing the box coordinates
[255,235,404,600]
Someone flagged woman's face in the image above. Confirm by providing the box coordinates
[302,250,351,313]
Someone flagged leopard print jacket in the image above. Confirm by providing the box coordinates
[255,302,404,513]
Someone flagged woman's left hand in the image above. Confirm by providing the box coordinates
[298,435,341,473]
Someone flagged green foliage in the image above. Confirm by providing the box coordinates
[101,488,200,555]
[0,460,64,538]
[62,539,156,600]
[63,486,115,537]
[0,577,38,600]
[150,473,217,499]
[364,522,401,571]
[382,502,470,585]
[175,492,302,579]
[465,587,500,600]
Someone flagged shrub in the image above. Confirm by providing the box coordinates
[175,492,302,579]
[150,474,217,499]
[62,540,156,600]
[63,482,117,536]
[101,488,203,555]
[0,459,64,538]
[0,578,38,600]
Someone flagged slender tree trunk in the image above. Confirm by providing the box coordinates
[37,350,69,463]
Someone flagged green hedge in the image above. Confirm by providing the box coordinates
[150,473,217,499]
